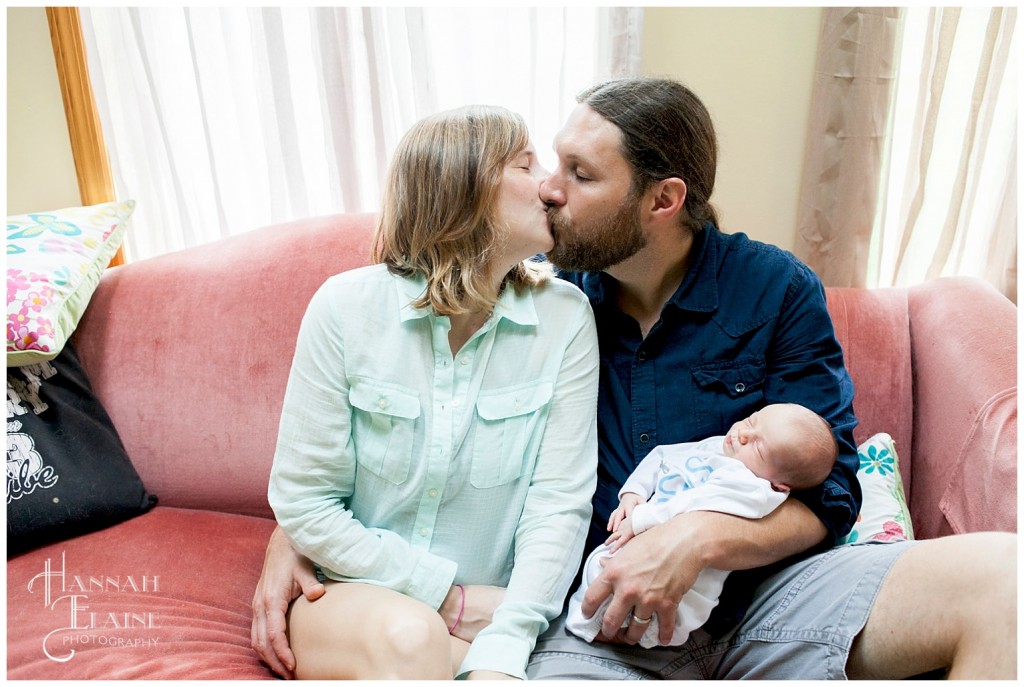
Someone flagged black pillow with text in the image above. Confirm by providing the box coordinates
[6,340,156,556]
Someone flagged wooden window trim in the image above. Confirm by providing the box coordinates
[46,6,125,267]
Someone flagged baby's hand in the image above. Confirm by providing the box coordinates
[604,517,636,553]
[606,493,643,532]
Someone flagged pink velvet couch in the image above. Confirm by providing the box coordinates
[7,213,1017,678]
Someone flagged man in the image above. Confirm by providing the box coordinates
[251,77,1016,679]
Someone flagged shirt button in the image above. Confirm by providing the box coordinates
[513,400,522,411]
[459,356,471,366]
[734,382,746,393]
[638,350,648,361]
[639,433,650,444]
[428,488,438,498]
[377,397,390,409]
[420,528,429,537]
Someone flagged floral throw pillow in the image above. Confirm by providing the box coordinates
[7,200,134,367]
[840,433,915,544]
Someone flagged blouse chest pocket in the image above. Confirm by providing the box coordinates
[471,382,553,489]
[349,379,421,485]
[691,358,766,437]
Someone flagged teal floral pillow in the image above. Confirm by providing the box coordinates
[7,200,134,367]
[840,433,914,544]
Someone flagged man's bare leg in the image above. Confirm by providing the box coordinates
[847,532,1016,679]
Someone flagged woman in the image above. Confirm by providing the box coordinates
[267,105,599,679]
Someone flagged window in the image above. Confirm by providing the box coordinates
[80,7,640,262]
[870,6,1016,296]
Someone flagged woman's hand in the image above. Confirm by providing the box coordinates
[438,584,506,643]
[250,526,325,678]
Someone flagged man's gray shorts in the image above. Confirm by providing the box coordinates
[527,540,915,680]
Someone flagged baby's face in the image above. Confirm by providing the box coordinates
[721,405,802,492]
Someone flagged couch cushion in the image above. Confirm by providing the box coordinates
[7,507,277,679]
[73,213,377,518]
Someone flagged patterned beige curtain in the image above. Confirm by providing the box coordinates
[796,7,1017,302]
[794,8,901,288]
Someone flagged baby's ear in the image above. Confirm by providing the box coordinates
[771,483,791,494]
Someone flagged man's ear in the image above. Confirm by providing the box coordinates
[644,177,687,222]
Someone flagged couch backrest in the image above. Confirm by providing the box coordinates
[75,215,920,519]
[824,286,916,497]
[76,214,378,518]
[77,216,1012,535]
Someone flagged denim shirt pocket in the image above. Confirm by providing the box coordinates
[691,357,767,436]
[472,381,553,488]
[349,378,421,485]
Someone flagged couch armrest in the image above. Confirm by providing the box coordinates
[907,277,1017,538]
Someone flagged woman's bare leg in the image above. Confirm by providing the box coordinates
[288,581,454,679]
[450,635,471,676]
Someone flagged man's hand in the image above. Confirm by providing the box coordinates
[584,514,705,645]
[250,526,324,678]
[583,501,826,646]
[438,584,506,643]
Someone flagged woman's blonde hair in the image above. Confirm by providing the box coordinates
[372,105,550,316]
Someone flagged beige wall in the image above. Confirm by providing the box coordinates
[7,7,81,215]
[7,7,821,250]
[642,7,822,251]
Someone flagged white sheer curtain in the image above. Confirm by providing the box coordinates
[870,6,1017,300]
[79,7,641,262]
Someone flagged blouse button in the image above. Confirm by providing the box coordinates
[377,397,390,409]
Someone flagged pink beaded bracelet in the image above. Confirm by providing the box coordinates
[448,584,465,634]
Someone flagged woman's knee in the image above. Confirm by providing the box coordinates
[290,584,452,679]
[382,611,452,662]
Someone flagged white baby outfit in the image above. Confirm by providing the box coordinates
[565,436,787,648]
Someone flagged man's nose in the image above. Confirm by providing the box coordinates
[539,174,565,206]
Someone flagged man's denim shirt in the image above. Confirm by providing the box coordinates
[558,225,862,556]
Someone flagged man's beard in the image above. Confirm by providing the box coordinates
[546,193,647,273]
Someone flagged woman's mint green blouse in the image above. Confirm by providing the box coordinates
[268,264,599,678]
